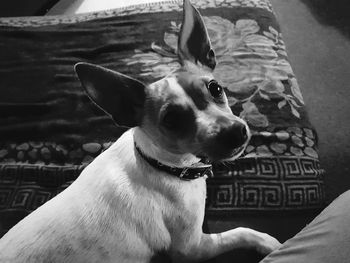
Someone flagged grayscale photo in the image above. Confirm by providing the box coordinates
[0,0,349,262]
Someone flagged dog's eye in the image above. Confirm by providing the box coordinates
[207,80,223,99]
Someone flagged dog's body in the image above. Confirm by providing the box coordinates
[0,1,281,262]
[0,127,279,263]
[0,128,207,262]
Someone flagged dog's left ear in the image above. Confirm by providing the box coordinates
[178,0,216,70]
[75,62,146,128]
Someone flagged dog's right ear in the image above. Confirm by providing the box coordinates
[75,62,146,128]
[178,0,216,70]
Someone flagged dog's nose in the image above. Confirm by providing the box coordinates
[218,122,248,149]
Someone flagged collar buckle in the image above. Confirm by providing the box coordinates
[179,167,189,179]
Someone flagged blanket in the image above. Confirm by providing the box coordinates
[0,0,325,235]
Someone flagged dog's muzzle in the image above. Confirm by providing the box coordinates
[217,121,249,150]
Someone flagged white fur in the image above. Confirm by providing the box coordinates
[0,129,206,262]
[134,127,201,167]
[0,127,281,263]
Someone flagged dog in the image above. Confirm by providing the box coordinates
[0,0,281,262]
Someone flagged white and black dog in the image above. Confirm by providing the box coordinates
[0,0,281,262]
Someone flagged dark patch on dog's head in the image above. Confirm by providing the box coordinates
[150,250,172,263]
[160,103,197,139]
[175,71,209,111]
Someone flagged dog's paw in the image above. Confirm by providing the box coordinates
[254,232,282,255]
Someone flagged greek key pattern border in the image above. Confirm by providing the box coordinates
[0,156,324,213]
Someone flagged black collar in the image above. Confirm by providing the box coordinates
[134,143,213,181]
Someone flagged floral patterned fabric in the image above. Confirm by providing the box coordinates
[0,0,324,235]
[123,16,305,130]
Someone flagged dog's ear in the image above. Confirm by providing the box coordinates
[75,62,146,128]
[178,0,216,70]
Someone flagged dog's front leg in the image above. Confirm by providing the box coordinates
[200,227,281,258]
[174,227,281,262]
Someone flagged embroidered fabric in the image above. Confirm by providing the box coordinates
[0,0,325,230]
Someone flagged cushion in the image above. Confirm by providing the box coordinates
[261,190,350,263]
[0,0,325,235]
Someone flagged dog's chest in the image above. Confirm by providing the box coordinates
[160,177,207,234]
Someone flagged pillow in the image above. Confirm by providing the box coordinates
[0,0,325,234]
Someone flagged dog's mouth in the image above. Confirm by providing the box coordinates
[196,145,246,164]
[197,155,212,165]
[225,145,246,161]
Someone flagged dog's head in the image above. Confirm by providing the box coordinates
[75,0,250,162]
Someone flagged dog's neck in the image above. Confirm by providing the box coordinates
[132,127,201,168]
